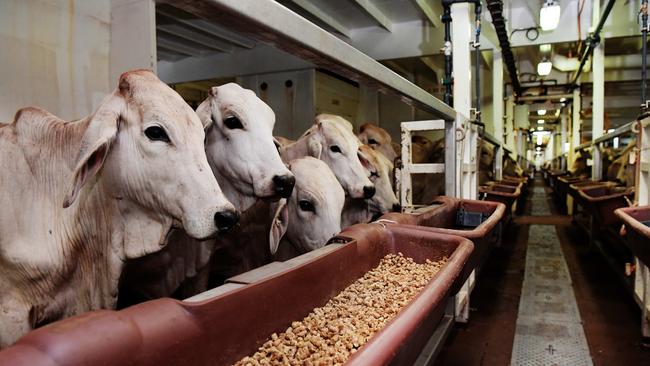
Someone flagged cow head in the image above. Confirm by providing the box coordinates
[358,145,400,215]
[196,84,295,210]
[299,114,374,199]
[64,70,237,241]
[358,123,397,162]
[269,157,345,255]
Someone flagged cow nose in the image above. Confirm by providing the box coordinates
[214,210,239,232]
[363,185,376,199]
[392,203,402,212]
[273,174,296,198]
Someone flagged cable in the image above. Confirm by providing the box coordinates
[509,27,539,41]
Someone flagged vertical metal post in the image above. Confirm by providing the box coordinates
[451,2,476,323]
[642,0,648,108]
[493,52,504,181]
[592,38,605,181]
[561,111,568,171]
[442,5,453,106]
[571,87,581,168]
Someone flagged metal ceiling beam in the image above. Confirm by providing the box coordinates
[156,37,205,57]
[412,0,442,28]
[159,0,456,120]
[156,7,256,49]
[157,25,233,53]
[352,0,392,32]
[289,0,351,38]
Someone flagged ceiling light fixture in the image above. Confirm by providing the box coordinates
[537,59,553,76]
[537,126,544,131]
[540,44,552,53]
[538,120,545,124]
[537,109,547,115]
[540,0,561,31]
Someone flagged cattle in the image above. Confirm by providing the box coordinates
[275,135,295,147]
[0,70,236,347]
[272,158,345,259]
[606,141,636,187]
[569,149,591,177]
[280,114,375,199]
[503,153,524,177]
[209,158,345,281]
[341,145,400,228]
[358,123,398,162]
[118,83,295,305]
[479,140,496,185]
[409,135,445,204]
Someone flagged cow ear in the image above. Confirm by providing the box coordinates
[269,199,289,255]
[63,93,122,208]
[196,89,217,130]
[307,134,322,159]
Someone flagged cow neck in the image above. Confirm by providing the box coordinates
[280,135,312,162]
[211,167,257,212]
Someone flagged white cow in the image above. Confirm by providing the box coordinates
[271,157,345,259]
[281,114,375,199]
[0,70,236,347]
[118,83,295,304]
[358,122,398,162]
[210,157,345,280]
[341,145,400,228]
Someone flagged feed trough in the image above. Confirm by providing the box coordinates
[479,183,521,221]
[556,175,589,212]
[0,224,473,366]
[380,196,505,283]
[578,185,634,227]
[615,205,650,267]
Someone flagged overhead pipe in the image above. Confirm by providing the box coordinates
[474,1,482,122]
[641,0,648,109]
[485,0,522,96]
[571,0,617,86]
[441,0,481,106]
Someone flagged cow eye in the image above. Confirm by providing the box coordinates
[144,126,170,143]
[368,138,378,145]
[299,200,315,212]
[224,116,243,129]
[330,145,342,153]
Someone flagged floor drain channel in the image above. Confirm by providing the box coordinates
[511,187,592,365]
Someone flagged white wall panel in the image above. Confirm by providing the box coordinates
[0,0,110,122]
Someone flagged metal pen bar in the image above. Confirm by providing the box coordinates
[593,120,636,144]
[164,0,456,120]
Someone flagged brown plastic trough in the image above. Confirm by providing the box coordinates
[0,224,473,366]
[616,205,650,267]
[379,196,505,287]
[556,175,589,212]
[568,181,618,210]
[578,185,634,227]
[479,183,521,220]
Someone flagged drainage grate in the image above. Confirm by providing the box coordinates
[511,186,592,365]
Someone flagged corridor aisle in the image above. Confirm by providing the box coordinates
[510,186,592,365]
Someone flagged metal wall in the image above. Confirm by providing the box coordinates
[0,0,110,122]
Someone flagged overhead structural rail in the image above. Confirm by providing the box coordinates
[162,0,456,121]
[593,120,636,144]
[571,0,617,86]
[485,0,522,96]
[481,130,512,154]
[572,120,637,152]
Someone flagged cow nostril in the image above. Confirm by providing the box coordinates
[392,203,402,212]
[272,174,296,198]
[214,210,239,232]
[363,185,376,199]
